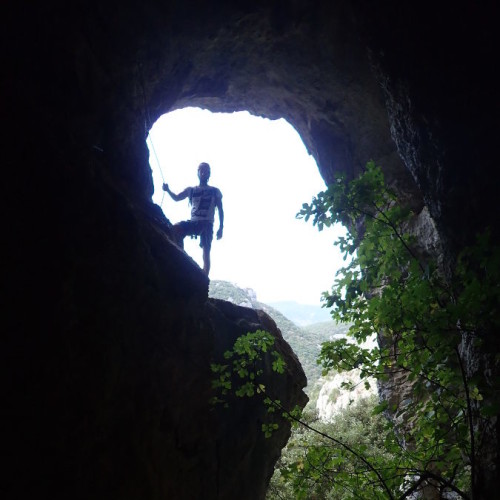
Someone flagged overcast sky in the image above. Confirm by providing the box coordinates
[148,107,345,305]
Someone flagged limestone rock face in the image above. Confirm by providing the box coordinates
[3,0,499,498]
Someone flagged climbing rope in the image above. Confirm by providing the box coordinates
[138,61,166,208]
[147,133,166,208]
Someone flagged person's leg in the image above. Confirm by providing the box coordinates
[172,226,184,248]
[202,246,210,276]
[200,222,213,276]
[172,222,191,249]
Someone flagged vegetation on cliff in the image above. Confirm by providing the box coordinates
[209,280,347,393]
[266,396,390,500]
[285,161,500,498]
[214,163,500,499]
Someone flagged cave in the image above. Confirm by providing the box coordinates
[4,1,499,499]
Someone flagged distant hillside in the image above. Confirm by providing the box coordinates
[209,280,347,392]
[303,321,350,339]
[267,300,332,326]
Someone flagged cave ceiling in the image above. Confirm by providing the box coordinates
[3,1,498,254]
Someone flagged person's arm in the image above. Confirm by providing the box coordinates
[162,183,190,202]
[216,196,224,240]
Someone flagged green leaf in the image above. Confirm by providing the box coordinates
[372,400,388,415]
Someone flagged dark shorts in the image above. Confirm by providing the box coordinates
[176,220,214,249]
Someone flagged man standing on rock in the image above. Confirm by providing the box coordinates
[163,162,224,276]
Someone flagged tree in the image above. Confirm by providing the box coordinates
[267,395,392,500]
[294,161,500,498]
[212,162,500,498]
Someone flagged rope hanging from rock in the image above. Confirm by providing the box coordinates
[147,134,166,208]
[138,61,166,208]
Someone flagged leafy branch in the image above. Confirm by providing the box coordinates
[212,163,499,499]
[291,161,500,498]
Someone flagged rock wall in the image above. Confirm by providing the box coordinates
[3,0,499,498]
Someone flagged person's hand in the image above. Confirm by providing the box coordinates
[216,227,223,240]
[162,183,169,192]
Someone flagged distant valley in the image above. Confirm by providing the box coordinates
[267,300,332,326]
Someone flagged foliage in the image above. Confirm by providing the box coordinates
[211,330,290,435]
[211,329,285,398]
[209,280,348,394]
[210,163,499,498]
[266,396,393,500]
[292,160,500,498]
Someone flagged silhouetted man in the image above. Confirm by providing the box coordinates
[163,162,223,276]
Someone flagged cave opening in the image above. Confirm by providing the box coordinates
[147,107,346,306]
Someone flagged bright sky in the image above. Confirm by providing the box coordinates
[148,107,346,305]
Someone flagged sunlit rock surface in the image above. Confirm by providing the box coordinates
[316,369,377,422]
